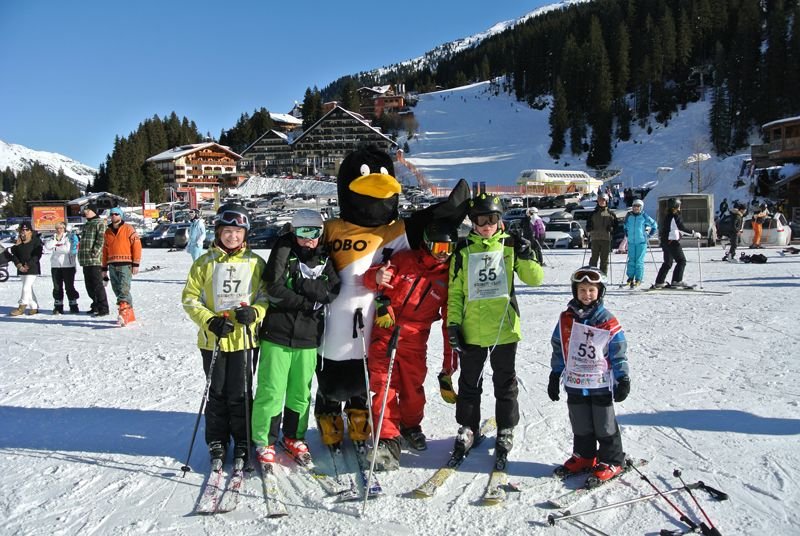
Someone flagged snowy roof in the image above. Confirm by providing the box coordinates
[145,142,241,162]
[269,113,302,125]
[762,115,800,129]
[290,105,396,147]
[240,130,290,155]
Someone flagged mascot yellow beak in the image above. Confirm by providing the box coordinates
[349,168,402,199]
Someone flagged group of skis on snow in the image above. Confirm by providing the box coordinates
[175,147,727,533]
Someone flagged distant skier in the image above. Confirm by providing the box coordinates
[622,199,657,287]
[548,266,629,481]
[186,209,206,261]
[721,202,746,262]
[653,198,702,289]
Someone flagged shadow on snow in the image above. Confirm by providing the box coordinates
[619,409,800,435]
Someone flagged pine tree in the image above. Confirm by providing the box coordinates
[548,78,568,158]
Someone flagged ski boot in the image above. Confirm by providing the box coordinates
[316,413,344,447]
[626,277,634,288]
[400,425,427,451]
[69,301,80,314]
[670,281,691,289]
[346,408,371,442]
[117,301,136,326]
[282,437,311,464]
[256,445,276,465]
[453,426,475,459]
[233,440,249,466]
[495,428,514,470]
[370,437,401,472]
[592,462,623,481]
[53,301,63,315]
[554,453,597,477]
[208,441,226,470]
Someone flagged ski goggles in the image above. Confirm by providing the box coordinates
[427,241,455,256]
[471,213,501,226]
[214,211,250,231]
[572,267,604,284]
[294,226,322,239]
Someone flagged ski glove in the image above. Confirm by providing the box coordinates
[234,305,257,325]
[374,295,395,328]
[511,232,534,261]
[207,316,235,339]
[547,372,561,401]
[437,371,457,404]
[446,325,465,354]
[614,377,631,402]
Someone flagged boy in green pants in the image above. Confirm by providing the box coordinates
[251,210,341,463]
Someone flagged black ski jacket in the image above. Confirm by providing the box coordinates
[258,233,340,349]
[6,233,43,275]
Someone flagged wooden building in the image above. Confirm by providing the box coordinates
[751,116,800,223]
[146,142,241,200]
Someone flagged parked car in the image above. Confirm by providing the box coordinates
[501,208,529,228]
[247,225,282,249]
[740,212,792,246]
[141,223,172,248]
[544,220,585,248]
[165,223,190,248]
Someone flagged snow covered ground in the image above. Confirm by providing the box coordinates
[1,244,798,535]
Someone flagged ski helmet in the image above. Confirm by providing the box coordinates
[570,266,606,301]
[668,198,681,210]
[632,199,644,209]
[468,192,503,219]
[214,203,250,231]
[291,209,324,239]
[423,221,458,257]
[597,192,609,202]
[529,207,539,215]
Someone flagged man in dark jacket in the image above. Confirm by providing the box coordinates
[586,193,617,275]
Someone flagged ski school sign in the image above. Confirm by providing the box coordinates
[31,205,66,231]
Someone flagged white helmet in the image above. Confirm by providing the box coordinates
[291,209,324,229]
[528,207,539,215]
[632,199,644,208]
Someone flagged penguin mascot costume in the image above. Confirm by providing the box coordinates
[315,145,469,448]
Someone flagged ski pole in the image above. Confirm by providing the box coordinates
[362,325,400,515]
[242,309,255,473]
[674,469,722,536]
[618,248,630,288]
[180,313,227,476]
[625,459,701,533]
[354,308,377,446]
[547,482,704,526]
[696,237,704,289]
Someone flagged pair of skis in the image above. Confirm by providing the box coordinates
[318,440,383,503]
[412,418,514,505]
[195,458,246,514]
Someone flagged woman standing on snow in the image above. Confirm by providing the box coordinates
[4,222,43,316]
[44,221,81,314]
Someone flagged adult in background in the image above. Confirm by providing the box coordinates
[622,199,657,287]
[653,198,702,289]
[186,209,206,261]
[722,202,746,262]
[78,203,110,316]
[44,221,80,314]
[750,203,768,249]
[102,207,142,325]
[521,208,545,264]
[586,193,617,275]
[4,222,43,316]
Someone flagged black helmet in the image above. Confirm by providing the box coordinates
[423,221,458,243]
[570,266,606,302]
[468,192,503,218]
[668,198,681,210]
[214,203,250,231]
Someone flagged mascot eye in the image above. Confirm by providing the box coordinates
[380,167,388,175]
[360,164,371,176]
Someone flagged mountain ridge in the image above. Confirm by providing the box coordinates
[0,139,96,187]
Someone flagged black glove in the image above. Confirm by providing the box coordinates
[614,377,630,402]
[234,305,257,325]
[512,233,534,261]
[207,316,234,338]
[446,325,465,353]
[547,372,561,401]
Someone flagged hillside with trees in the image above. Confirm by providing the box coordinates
[321,0,800,166]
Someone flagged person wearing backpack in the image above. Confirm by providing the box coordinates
[721,202,746,262]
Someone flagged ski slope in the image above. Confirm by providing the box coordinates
[1,244,798,535]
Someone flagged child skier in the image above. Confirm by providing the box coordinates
[251,209,340,465]
[548,266,630,482]
[364,221,458,471]
[446,191,544,463]
[182,203,268,467]
[622,199,657,287]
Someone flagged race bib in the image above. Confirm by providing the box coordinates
[212,262,253,312]
[564,323,612,390]
[467,250,508,301]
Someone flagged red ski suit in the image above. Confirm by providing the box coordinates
[364,248,456,440]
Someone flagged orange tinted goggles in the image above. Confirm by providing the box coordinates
[427,241,455,255]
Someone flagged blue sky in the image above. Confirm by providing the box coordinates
[0,0,552,168]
